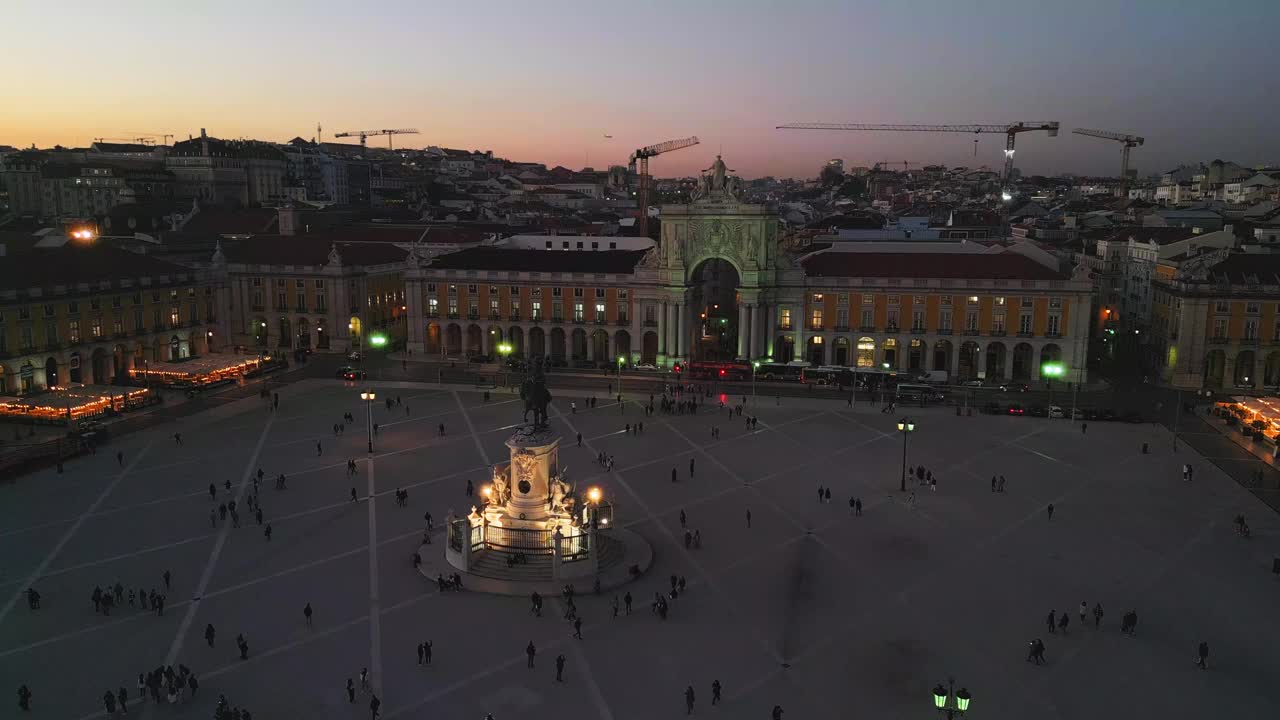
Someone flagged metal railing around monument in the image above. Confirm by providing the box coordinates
[447,518,466,553]
[557,531,591,564]
[483,525,556,555]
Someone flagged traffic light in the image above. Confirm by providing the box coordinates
[719,369,726,377]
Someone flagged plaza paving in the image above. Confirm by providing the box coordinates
[1,378,1278,720]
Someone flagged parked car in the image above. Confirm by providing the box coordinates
[999,382,1029,392]
[1048,405,1067,419]
[1006,404,1026,416]
[635,362,658,371]
[961,379,984,387]
[1028,404,1049,418]
[336,366,367,381]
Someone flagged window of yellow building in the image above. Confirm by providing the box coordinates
[810,308,824,330]
[779,308,792,329]
[856,337,875,367]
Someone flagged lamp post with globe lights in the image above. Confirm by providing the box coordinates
[359,390,376,453]
[897,417,915,492]
[932,679,972,719]
[496,342,513,387]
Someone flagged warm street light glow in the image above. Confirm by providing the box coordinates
[497,342,513,356]
[360,391,376,401]
[898,419,915,432]
[482,485,493,500]
[882,362,890,369]
[369,332,388,347]
[587,486,602,504]
[1041,362,1064,378]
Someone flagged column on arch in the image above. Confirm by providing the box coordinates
[676,303,687,359]
[737,303,749,358]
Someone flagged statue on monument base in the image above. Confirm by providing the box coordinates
[520,357,553,427]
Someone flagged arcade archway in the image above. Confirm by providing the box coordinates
[689,258,739,360]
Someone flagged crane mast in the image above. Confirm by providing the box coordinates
[627,136,700,237]
[1071,128,1144,198]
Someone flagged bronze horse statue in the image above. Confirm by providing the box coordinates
[520,358,553,427]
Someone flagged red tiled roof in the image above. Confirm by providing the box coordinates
[221,237,407,266]
[801,251,1066,280]
[428,247,646,274]
[0,242,195,291]
[1104,226,1198,245]
[182,208,278,235]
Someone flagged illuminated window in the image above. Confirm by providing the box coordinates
[68,320,80,343]
[940,296,952,307]
[939,310,952,331]
[995,296,1006,306]
[532,301,542,320]
[574,302,584,322]
[779,308,792,329]
[993,311,1006,333]
[1019,314,1033,334]
[912,311,924,331]
[428,298,439,315]
[856,337,876,368]
[810,308,824,330]
[967,296,979,305]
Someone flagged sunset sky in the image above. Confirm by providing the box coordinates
[5,0,1278,179]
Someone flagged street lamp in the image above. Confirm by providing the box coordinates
[932,679,972,719]
[752,360,760,400]
[586,486,603,526]
[497,342,513,387]
[359,390,376,454]
[897,417,915,492]
[617,355,625,395]
[1042,362,1064,408]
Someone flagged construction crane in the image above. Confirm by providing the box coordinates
[1072,128,1144,198]
[333,128,420,149]
[94,136,155,146]
[873,160,921,172]
[122,132,175,144]
[628,136,700,237]
[777,122,1060,193]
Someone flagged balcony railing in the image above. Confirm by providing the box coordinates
[911,327,926,334]
[1208,336,1229,345]
[1016,331,1034,338]
[808,324,825,331]
[937,328,953,335]
[616,319,629,326]
[489,313,501,321]
[962,329,980,336]
[886,325,899,333]
[447,313,460,320]
[508,314,522,322]
[1045,332,1062,339]
[833,325,850,332]
[859,325,876,332]
[990,329,1006,336]
[468,313,480,321]
[1241,337,1260,346]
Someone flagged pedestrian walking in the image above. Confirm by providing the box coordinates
[117,687,128,714]
[672,467,677,483]
[304,602,313,627]
[1047,503,1055,520]
[346,679,355,703]
[577,432,582,446]
[205,623,216,647]
[624,591,632,614]
[684,685,696,715]
[1196,641,1209,669]
[317,441,323,456]
[163,570,171,590]
[855,498,863,515]
[611,595,619,618]
[1058,612,1069,634]
[1027,638,1045,664]
[679,509,687,528]
[689,458,695,478]
[1046,610,1056,634]
[825,487,833,502]
[417,643,424,665]
[526,641,536,668]
[423,640,432,665]
[573,617,583,639]
[1093,602,1103,628]
[746,509,752,527]
[209,483,217,501]
[360,668,369,691]
[351,487,358,502]
[555,653,566,682]
[711,679,721,705]
[369,693,381,719]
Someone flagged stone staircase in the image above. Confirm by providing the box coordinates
[467,534,627,581]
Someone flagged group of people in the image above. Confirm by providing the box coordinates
[90,577,169,618]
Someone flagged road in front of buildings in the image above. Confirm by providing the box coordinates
[166,349,1280,515]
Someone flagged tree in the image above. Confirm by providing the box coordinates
[835,177,866,199]
[819,165,844,188]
